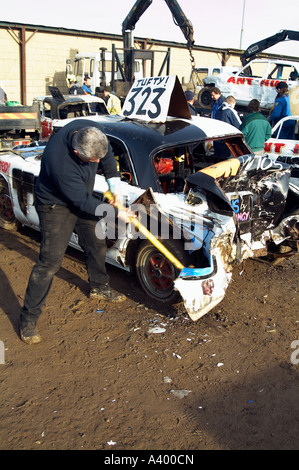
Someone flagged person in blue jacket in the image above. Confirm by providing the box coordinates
[268,82,295,140]
[211,87,224,119]
[81,76,94,95]
[19,120,128,345]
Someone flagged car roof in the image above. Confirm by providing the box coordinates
[53,114,242,146]
[248,58,299,66]
[53,115,244,191]
[34,95,106,105]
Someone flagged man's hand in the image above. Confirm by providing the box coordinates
[105,191,136,223]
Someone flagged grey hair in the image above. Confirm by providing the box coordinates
[72,127,108,160]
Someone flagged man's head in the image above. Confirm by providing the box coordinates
[102,85,112,98]
[72,127,108,162]
[210,87,221,101]
[184,90,194,103]
[84,76,91,86]
[225,95,237,108]
[276,81,288,96]
[248,99,261,113]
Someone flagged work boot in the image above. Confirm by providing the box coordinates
[19,319,42,345]
[89,284,126,302]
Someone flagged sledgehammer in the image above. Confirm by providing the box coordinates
[104,190,185,271]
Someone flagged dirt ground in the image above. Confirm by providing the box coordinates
[0,224,298,451]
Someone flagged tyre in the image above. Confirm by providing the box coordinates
[198,87,213,109]
[0,181,19,231]
[135,239,192,304]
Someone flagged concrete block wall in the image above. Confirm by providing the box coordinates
[0,23,245,105]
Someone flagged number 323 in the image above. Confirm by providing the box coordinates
[123,86,166,119]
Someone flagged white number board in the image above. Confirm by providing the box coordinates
[121,75,191,122]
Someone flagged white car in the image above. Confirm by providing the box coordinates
[200,59,299,111]
[0,114,298,321]
[264,115,299,185]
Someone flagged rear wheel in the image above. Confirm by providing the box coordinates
[135,239,192,304]
[0,181,19,231]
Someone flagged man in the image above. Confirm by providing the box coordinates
[240,99,272,154]
[214,96,241,158]
[102,85,122,115]
[81,76,93,95]
[210,87,224,119]
[19,120,127,345]
[268,82,295,140]
[69,80,84,95]
[184,90,197,116]
[215,95,241,128]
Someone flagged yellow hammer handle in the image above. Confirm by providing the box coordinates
[104,191,184,271]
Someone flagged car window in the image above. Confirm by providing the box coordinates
[97,136,137,186]
[153,137,250,194]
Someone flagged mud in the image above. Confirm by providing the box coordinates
[0,226,298,450]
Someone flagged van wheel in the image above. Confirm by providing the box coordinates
[198,87,213,109]
[0,182,19,231]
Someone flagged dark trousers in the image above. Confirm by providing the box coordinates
[21,204,108,322]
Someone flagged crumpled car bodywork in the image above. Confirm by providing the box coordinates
[0,115,298,321]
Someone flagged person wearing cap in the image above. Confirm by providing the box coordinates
[102,85,122,115]
[184,90,197,116]
[268,82,295,139]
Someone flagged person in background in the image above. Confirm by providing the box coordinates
[210,87,224,119]
[240,99,272,154]
[213,96,241,158]
[69,80,84,95]
[0,86,7,105]
[184,90,197,116]
[19,122,129,345]
[215,95,241,128]
[102,85,122,115]
[81,76,94,95]
[268,81,295,140]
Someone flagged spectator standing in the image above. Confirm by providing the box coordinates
[184,90,197,116]
[268,82,295,139]
[215,96,241,128]
[210,87,224,119]
[69,80,84,95]
[102,86,122,115]
[81,76,94,95]
[240,99,272,154]
[213,96,241,158]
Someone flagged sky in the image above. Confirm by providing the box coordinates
[2,0,299,58]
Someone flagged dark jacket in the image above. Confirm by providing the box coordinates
[35,119,119,216]
[215,102,241,129]
[211,95,224,119]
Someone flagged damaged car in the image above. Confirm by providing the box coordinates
[0,113,298,321]
[264,114,299,186]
